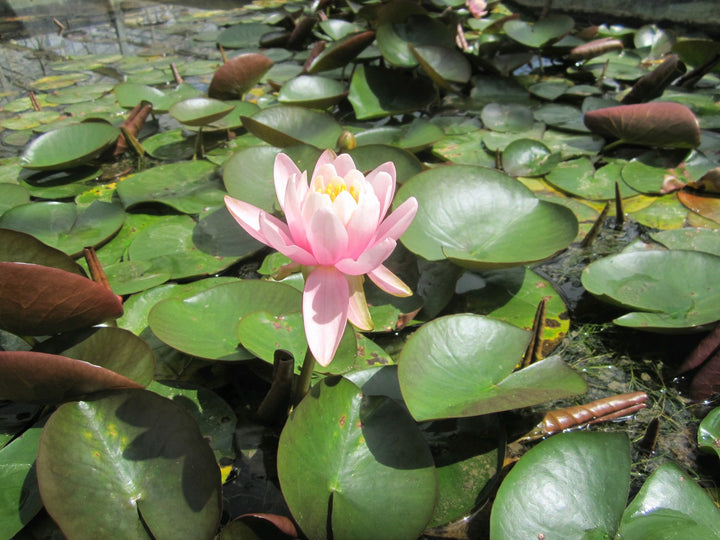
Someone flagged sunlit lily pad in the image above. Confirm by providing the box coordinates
[678,190,720,225]
[0,184,29,216]
[0,200,125,257]
[241,105,342,148]
[481,103,535,133]
[116,160,225,213]
[114,82,201,112]
[354,119,443,153]
[501,138,561,177]
[278,377,437,539]
[148,280,303,361]
[278,75,347,109]
[581,250,720,330]
[20,123,120,171]
[546,157,637,200]
[395,165,578,269]
[169,98,234,126]
[651,228,720,256]
[36,389,221,539]
[490,431,630,539]
[398,314,586,421]
[20,166,102,199]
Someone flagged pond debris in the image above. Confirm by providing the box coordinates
[520,390,648,441]
[522,298,547,367]
[614,181,625,231]
[676,322,720,401]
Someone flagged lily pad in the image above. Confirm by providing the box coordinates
[503,15,575,48]
[501,138,561,177]
[306,31,376,73]
[698,406,720,460]
[169,98,234,127]
[651,228,720,256]
[398,314,586,421]
[277,377,437,539]
[278,75,347,109]
[0,228,84,275]
[410,44,472,87]
[241,106,342,149]
[148,280,303,361]
[208,53,274,100]
[0,262,123,336]
[395,165,578,269]
[0,200,125,256]
[20,123,120,171]
[490,431,630,539]
[581,250,720,330]
[36,389,221,539]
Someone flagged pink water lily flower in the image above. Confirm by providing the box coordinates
[225,150,418,367]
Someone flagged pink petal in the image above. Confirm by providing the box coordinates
[311,149,338,180]
[303,267,350,367]
[224,195,272,245]
[331,152,358,177]
[283,171,310,251]
[335,238,396,276]
[344,191,380,259]
[307,207,349,265]
[258,213,317,266]
[274,153,302,208]
[366,163,396,219]
[347,275,373,331]
[375,197,418,241]
[367,265,413,297]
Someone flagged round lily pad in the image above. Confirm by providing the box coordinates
[241,105,343,149]
[20,123,120,171]
[581,250,720,330]
[395,165,578,269]
[169,98,234,127]
[278,75,347,109]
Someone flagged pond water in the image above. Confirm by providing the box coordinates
[1,1,719,538]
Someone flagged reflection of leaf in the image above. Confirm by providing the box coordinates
[584,102,701,148]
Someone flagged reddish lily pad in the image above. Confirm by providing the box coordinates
[0,351,142,403]
[0,262,123,336]
[306,31,376,73]
[584,102,701,148]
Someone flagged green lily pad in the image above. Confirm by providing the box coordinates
[503,15,575,48]
[20,167,102,199]
[546,157,637,200]
[354,118,443,152]
[631,193,690,230]
[0,200,125,257]
[481,103,535,133]
[698,406,720,460]
[410,44,472,87]
[619,462,720,539]
[581,250,720,330]
[0,424,43,539]
[169,98,234,127]
[432,130,496,167]
[347,144,424,184]
[348,64,437,120]
[116,160,225,213]
[114,82,201,112]
[142,128,195,161]
[651,228,720,256]
[306,31,376,74]
[217,22,273,49]
[501,138,561,177]
[148,280,303,361]
[490,431,630,539]
[278,75,347,109]
[377,13,454,68]
[20,123,120,171]
[277,377,437,539]
[241,105,343,149]
[395,165,578,269]
[36,389,221,539]
[533,103,589,132]
[0,184,29,216]
[398,314,586,421]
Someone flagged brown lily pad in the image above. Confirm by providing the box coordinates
[584,102,701,148]
[678,190,720,224]
[0,262,123,336]
[0,350,142,403]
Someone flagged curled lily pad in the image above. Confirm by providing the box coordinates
[0,351,141,403]
[241,106,342,149]
[169,98,234,127]
[410,44,471,88]
[584,102,701,148]
[581,250,720,330]
[377,13,454,68]
[0,228,84,275]
[398,314,586,421]
[278,75,347,109]
[20,123,120,171]
[395,165,578,269]
[306,30,376,74]
[208,53,274,100]
[0,262,123,335]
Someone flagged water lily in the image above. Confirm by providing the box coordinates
[225,150,418,367]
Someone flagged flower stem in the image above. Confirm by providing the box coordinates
[293,349,316,405]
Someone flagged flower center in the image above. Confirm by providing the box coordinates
[317,178,359,203]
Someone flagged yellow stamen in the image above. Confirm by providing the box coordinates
[317,180,359,202]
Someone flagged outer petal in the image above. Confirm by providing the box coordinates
[367,264,413,297]
[224,195,272,245]
[274,153,302,208]
[258,213,317,266]
[375,196,418,241]
[335,238,396,276]
[307,207,349,265]
[344,189,381,259]
[347,275,373,331]
[283,170,310,251]
[366,162,396,219]
[303,266,350,367]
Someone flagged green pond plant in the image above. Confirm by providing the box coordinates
[1,0,720,538]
